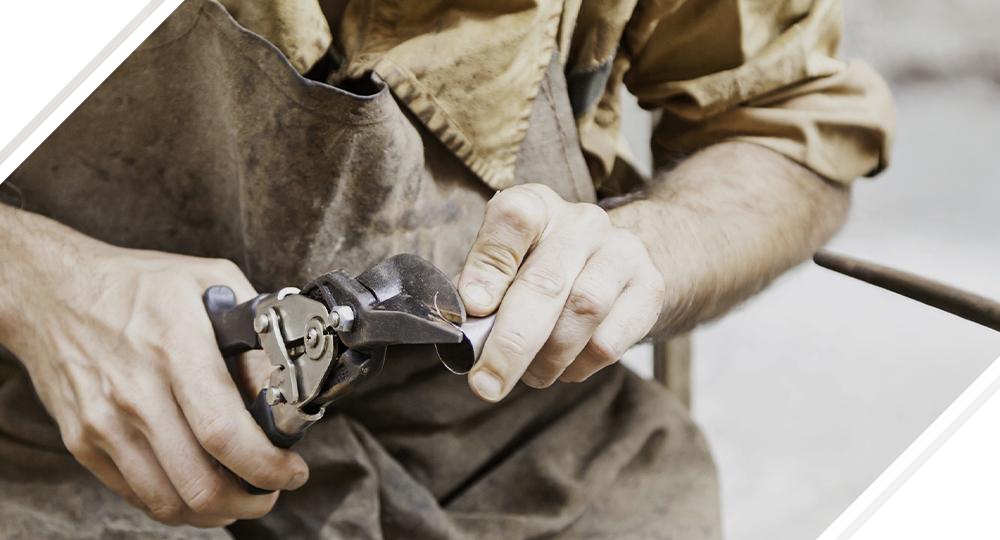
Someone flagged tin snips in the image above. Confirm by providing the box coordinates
[202,254,494,493]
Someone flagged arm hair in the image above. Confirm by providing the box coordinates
[607,141,851,336]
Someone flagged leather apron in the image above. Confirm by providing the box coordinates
[0,1,721,538]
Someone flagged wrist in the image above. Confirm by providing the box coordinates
[606,200,693,334]
[603,142,852,335]
[0,206,109,350]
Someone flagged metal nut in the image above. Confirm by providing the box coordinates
[330,305,355,333]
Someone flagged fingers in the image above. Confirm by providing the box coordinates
[559,263,665,383]
[108,434,232,528]
[167,322,310,493]
[67,437,145,511]
[55,373,165,518]
[133,383,281,520]
[230,349,274,404]
[467,198,610,402]
[457,185,557,316]
[521,236,633,388]
[22,246,304,528]
[458,185,666,399]
[62,400,235,528]
[197,261,269,404]
[205,258,258,303]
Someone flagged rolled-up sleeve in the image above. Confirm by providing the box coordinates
[623,0,895,184]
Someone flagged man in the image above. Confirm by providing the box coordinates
[0,0,894,538]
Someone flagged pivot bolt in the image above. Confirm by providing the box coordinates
[254,314,271,333]
[306,327,320,348]
[304,318,328,360]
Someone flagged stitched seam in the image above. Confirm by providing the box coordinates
[206,4,395,126]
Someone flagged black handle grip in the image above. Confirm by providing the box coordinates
[203,286,265,357]
[248,390,306,449]
[203,287,299,494]
[238,390,307,495]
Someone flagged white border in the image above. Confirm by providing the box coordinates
[820,353,1000,538]
[0,0,184,184]
[4,2,1000,538]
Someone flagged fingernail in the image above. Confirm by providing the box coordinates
[522,371,545,389]
[463,283,493,308]
[472,370,503,402]
[285,472,307,491]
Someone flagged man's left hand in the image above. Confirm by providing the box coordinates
[457,184,666,402]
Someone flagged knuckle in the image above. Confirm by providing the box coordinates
[63,431,95,460]
[147,499,186,525]
[565,283,610,320]
[576,203,610,228]
[77,406,115,443]
[648,273,667,302]
[114,391,155,428]
[588,334,624,366]
[182,477,224,515]
[490,189,547,236]
[156,332,189,370]
[208,257,242,278]
[204,258,255,297]
[491,329,533,361]
[526,357,569,386]
[194,412,238,458]
[123,493,147,512]
[470,242,522,278]
[519,263,566,299]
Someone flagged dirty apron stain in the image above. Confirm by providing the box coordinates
[0,1,721,538]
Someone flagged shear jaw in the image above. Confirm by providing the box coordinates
[252,288,338,435]
[248,254,475,438]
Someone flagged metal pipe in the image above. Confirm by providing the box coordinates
[813,250,1000,333]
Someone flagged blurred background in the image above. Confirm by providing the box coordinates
[619,1,1000,538]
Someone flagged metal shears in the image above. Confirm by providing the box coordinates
[202,254,494,493]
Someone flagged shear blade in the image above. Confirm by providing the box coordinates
[356,253,466,325]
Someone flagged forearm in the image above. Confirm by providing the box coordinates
[0,205,95,348]
[607,141,852,336]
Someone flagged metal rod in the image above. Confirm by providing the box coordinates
[813,250,1000,333]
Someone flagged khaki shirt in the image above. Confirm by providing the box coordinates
[219,0,895,191]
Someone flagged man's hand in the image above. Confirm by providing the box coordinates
[457,184,666,402]
[456,143,854,404]
[0,207,308,528]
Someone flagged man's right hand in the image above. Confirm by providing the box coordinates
[0,205,309,528]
